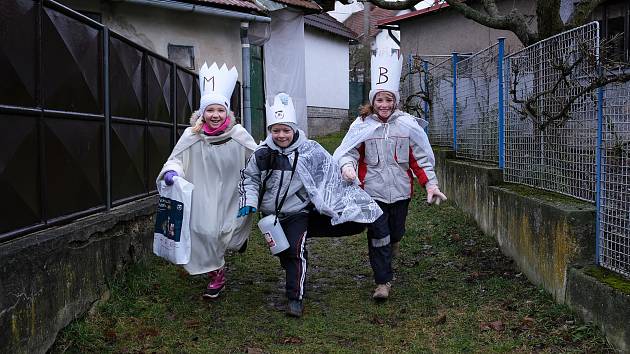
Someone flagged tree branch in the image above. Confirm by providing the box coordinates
[369,0,419,11]
[441,0,538,45]
[480,0,500,17]
[567,0,607,28]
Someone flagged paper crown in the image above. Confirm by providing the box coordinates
[198,62,238,112]
[265,93,297,129]
[369,48,402,104]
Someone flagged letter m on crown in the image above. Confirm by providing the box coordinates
[203,76,215,92]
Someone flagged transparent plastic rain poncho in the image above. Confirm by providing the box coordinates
[332,111,433,166]
[295,140,383,225]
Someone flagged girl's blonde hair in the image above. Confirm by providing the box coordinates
[189,109,235,134]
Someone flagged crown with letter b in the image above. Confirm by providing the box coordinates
[198,62,238,112]
[369,48,402,104]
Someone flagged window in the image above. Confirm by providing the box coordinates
[593,0,629,63]
[168,44,195,70]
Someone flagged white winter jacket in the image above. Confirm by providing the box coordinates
[337,110,438,204]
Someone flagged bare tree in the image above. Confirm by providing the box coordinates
[359,0,607,46]
[509,34,630,130]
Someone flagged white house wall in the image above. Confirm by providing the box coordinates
[304,28,350,136]
[304,29,349,109]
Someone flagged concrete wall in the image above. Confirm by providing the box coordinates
[435,149,595,301]
[398,0,536,56]
[58,0,243,78]
[566,268,630,353]
[433,149,629,351]
[0,196,157,354]
[307,106,349,137]
[304,28,350,109]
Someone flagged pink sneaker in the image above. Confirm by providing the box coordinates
[203,267,226,298]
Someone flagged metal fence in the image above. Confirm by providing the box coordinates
[400,55,428,121]
[400,23,630,278]
[455,42,502,163]
[426,57,455,147]
[504,23,600,202]
[598,80,630,277]
[0,0,200,242]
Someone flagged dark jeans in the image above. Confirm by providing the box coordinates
[367,199,410,284]
[277,211,366,300]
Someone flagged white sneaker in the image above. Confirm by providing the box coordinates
[372,282,391,299]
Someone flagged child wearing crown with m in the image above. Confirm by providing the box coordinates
[238,93,382,317]
[333,48,448,300]
[157,62,257,299]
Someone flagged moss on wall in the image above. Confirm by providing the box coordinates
[585,266,630,296]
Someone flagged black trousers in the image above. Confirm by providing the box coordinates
[277,212,366,300]
[367,199,410,284]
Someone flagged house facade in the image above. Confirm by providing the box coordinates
[377,0,534,57]
[304,13,356,136]
[58,0,271,140]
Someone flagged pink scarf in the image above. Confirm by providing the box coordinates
[202,116,231,136]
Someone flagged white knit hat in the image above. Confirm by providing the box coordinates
[368,48,402,105]
[198,62,238,112]
[265,93,298,131]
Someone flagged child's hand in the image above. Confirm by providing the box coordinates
[341,164,356,182]
[163,170,178,186]
[237,206,257,217]
[426,185,447,205]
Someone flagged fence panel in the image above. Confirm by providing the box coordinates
[0,0,193,242]
[427,57,454,147]
[42,3,106,220]
[504,22,600,202]
[599,81,630,277]
[456,43,500,163]
[400,56,428,120]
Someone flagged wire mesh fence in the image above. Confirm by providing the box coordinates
[427,57,455,147]
[504,22,600,202]
[400,56,428,120]
[599,80,630,277]
[456,43,500,163]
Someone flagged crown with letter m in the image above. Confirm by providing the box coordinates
[198,62,238,112]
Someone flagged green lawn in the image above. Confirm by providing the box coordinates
[52,132,613,353]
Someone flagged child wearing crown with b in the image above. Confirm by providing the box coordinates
[157,62,258,299]
[333,48,447,300]
[238,93,382,317]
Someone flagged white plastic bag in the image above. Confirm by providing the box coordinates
[153,176,194,264]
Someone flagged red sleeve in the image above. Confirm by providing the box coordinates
[409,147,429,186]
[358,143,367,189]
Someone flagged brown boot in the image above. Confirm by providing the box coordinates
[391,242,400,257]
[372,282,391,300]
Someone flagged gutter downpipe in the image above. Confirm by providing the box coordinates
[240,22,252,133]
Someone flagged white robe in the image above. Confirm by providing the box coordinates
[157,124,258,275]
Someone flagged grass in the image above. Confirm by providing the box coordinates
[51,132,614,354]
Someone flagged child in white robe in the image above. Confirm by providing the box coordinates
[157,63,257,298]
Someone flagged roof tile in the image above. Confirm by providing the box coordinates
[193,0,265,12]
[343,5,398,39]
[305,13,357,39]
